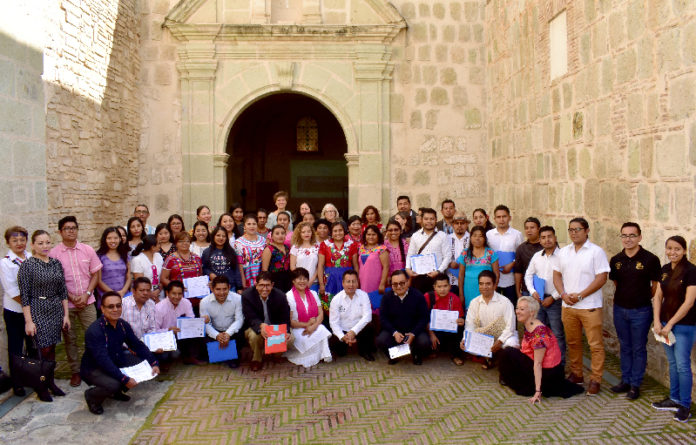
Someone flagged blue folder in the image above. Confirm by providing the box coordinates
[532,275,546,300]
[206,339,238,363]
[497,251,515,267]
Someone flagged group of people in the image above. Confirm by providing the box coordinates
[0,193,694,423]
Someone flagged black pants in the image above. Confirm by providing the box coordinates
[433,325,464,358]
[497,285,517,307]
[3,309,32,358]
[330,324,376,356]
[376,330,431,358]
[83,353,142,406]
[498,347,583,398]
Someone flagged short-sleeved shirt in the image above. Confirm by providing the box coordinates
[521,324,561,368]
[513,241,543,293]
[319,239,358,267]
[50,242,103,308]
[486,227,524,288]
[659,262,696,325]
[163,253,202,282]
[609,247,661,309]
[553,240,610,309]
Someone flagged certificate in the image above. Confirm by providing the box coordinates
[497,251,515,268]
[143,330,177,352]
[388,343,411,359]
[291,325,331,354]
[183,276,210,299]
[120,360,156,383]
[175,317,206,340]
[410,253,438,275]
[463,330,495,358]
[430,309,459,333]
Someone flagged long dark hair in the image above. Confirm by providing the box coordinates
[167,214,186,234]
[97,227,129,262]
[361,205,382,224]
[155,223,172,243]
[132,235,158,257]
[662,236,690,308]
[209,226,238,267]
[473,208,495,232]
[126,217,144,242]
[361,224,384,245]
[465,225,489,261]
[217,213,237,237]
[385,220,406,265]
[192,221,210,243]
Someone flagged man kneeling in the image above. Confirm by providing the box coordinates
[329,270,375,361]
[200,275,244,369]
[81,292,159,415]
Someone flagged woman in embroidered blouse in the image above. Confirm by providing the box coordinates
[290,222,320,292]
[201,226,241,292]
[160,232,203,310]
[346,215,362,244]
[317,222,359,310]
[130,235,164,301]
[359,225,389,310]
[126,217,144,251]
[384,220,409,277]
[189,221,210,257]
[457,226,500,309]
[499,296,583,401]
[361,206,383,233]
[217,213,237,247]
[155,223,175,261]
[234,214,266,289]
[96,227,131,306]
[262,225,291,292]
[284,267,332,368]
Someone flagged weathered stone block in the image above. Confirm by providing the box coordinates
[608,11,626,50]
[657,28,681,72]
[435,44,448,62]
[656,133,687,177]
[400,2,416,19]
[616,49,636,85]
[628,139,640,177]
[579,147,592,178]
[654,184,670,222]
[640,137,654,177]
[690,122,696,166]
[430,87,449,105]
[433,3,445,19]
[418,45,431,61]
[410,111,422,129]
[669,75,696,119]
[458,25,471,42]
[412,169,430,185]
[636,183,651,219]
[601,57,614,93]
[411,23,427,42]
[425,109,439,129]
[394,168,407,186]
[450,2,461,20]
[440,67,457,85]
[684,22,696,65]
[418,3,430,17]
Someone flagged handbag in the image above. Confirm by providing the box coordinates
[10,337,56,393]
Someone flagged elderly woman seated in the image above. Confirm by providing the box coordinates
[498,296,584,403]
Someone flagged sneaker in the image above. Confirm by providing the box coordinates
[610,382,630,393]
[652,398,681,411]
[673,405,691,422]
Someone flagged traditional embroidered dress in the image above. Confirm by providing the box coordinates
[234,235,266,286]
[358,244,387,310]
[318,239,358,310]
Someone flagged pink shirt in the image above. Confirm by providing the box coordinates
[154,297,194,330]
[49,242,102,308]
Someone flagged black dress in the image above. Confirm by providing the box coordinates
[18,257,68,348]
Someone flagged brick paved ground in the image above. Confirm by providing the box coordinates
[130,353,696,445]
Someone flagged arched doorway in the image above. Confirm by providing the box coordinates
[226,93,348,216]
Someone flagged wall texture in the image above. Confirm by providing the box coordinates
[485,0,696,390]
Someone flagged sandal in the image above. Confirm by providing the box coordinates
[481,358,493,370]
[452,357,464,366]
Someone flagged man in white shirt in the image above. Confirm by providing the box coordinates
[447,211,470,294]
[200,275,244,368]
[461,270,519,368]
[329,270,375,361]
[406,208,452,294]
[553,217,610,396]
[133,204,156,235]
[486,205,524,306]
[524,226,565,364]
[121,277,158,341]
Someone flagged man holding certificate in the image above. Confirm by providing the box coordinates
[376,270,431,365]
[405,208,451,294]
[200,275,244,368]
[155,280,204,366]
[425,273,465,365]
[81,292,159,415]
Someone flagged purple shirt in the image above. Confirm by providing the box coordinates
[50,242,102,308]
[99,254,127,294]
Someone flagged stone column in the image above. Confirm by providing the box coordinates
[177,43,219,225]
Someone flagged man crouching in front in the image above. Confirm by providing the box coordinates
[80,291,160,415]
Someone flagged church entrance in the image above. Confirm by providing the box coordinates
[226,93,348,217]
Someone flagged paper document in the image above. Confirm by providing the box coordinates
[653,329,676,346]
[388,343,411,359]
[176,317,206,340]
[143,330,177,352]
[120,360,156,383]
[410,253,438,275]
[463,330,495,358]
[430,309,459,333]
[291,325,331,354]
[497,251,515,268]
[183,276,210,299]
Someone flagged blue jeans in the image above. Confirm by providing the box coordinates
[613,304,652,387]
[537,299,565,366]
[663,323,696,408]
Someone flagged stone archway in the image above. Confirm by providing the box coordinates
[226,92,349,215]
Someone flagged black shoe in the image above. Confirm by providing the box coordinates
[228,359,240,369]
[85,393,104,415]
[111,392,131,402]
[652,397,681,411]
[673,405,691,423]
[37,389,53,402]
[412,355,422,366]
[360,353,375,362]
[13,387,26,397]
[388,359,398,365]
[49,383,66,397]
[610,382,631,393]
[626,386,640,400]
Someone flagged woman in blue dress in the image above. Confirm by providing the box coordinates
[457,226,500,309]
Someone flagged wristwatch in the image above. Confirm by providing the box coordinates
[86,290,92,296]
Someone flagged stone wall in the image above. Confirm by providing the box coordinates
[389,0,488,216]
[44,0,142,243]
[485,0,696,390]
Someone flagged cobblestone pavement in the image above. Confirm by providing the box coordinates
[129,354,696,445]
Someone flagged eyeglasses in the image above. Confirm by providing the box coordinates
[392,281,407,287]
[619,234,639,239]
[103,303,122,310]
[567,228,585,233]
[62,226,78,232]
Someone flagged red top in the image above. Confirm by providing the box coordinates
[521,324,562,368]
[425,291,464,318]
[318,239,358,267]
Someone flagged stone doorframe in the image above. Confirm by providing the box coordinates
[163,1,407,224]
